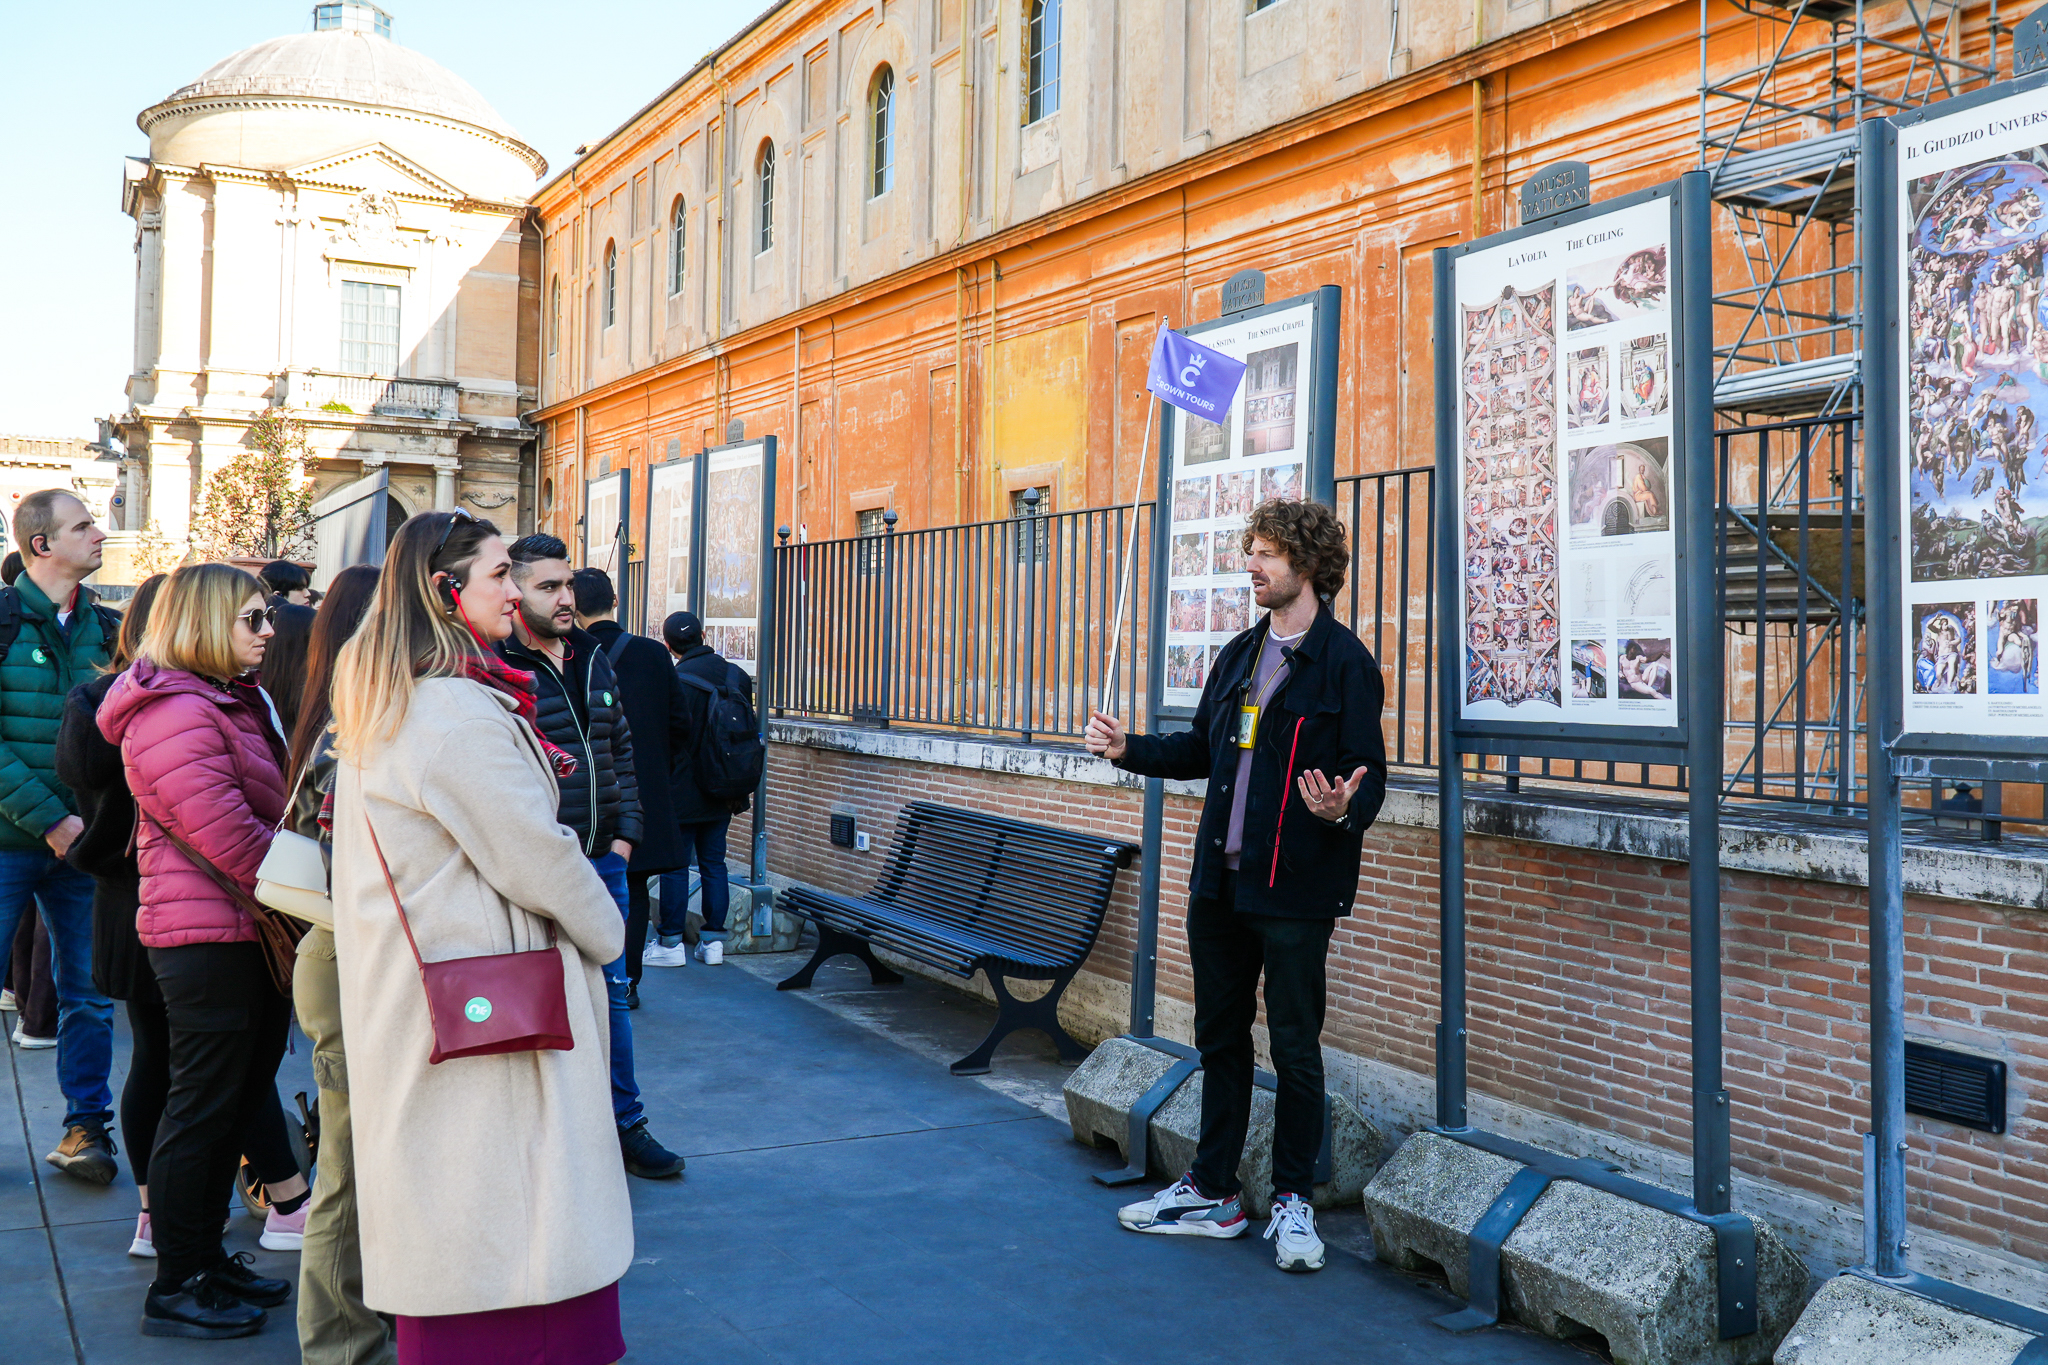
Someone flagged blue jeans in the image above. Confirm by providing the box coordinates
[658,818,731,941]
[589,852,644,1132]
[0,851,113,1130]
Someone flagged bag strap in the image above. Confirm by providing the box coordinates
[605,632,631,667]
[142,812,268,920]
[360,811,556,973]
[679,673,718,697]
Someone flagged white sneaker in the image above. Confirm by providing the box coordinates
[1117,1175,1247,1237]
[642,942,691,968]
[1264,1193,1325,1272]
[129,1211,156,1258]
[0,988,15,1011]
[260,1202,307,1252]
[694,940,723,965]
[12,1023,55,1050]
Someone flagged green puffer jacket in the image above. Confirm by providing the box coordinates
[0,577,115,851]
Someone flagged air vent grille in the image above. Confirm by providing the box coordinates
[1904,1042,2006,1134]
[829,812,857,848]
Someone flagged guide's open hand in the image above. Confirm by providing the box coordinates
[1298,766,1369,824]
[1085,710,1127,761]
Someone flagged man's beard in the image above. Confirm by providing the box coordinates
[521,602,571,639]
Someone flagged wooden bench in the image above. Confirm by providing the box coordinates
[778,801,1138,1075]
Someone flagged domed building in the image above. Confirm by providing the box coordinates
[111,1,545,576]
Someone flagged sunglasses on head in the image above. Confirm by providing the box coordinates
[238,606,278,633]
[431,507,480,561]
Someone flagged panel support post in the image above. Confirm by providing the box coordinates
[1432,245,1469,1131]
[1128,776,1165,1037]
[1859,114,1909,1279]
[1678,170,1729,1215]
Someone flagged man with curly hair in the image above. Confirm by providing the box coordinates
[1086,497,1386,1273]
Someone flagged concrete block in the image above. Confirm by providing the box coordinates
[1063,1036,1386,1211]
[1362,1132,1809,1365]
[1774,1274,2035,1365]
[674,884,802,955]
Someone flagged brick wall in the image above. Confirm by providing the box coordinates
[763,735,2048,1280]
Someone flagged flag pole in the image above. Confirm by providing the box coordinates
[1101,323,1164,716]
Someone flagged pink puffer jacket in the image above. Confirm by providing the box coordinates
[98,659,288,948]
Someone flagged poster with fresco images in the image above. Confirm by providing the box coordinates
[584,471,625,579]
[1160,299,1316,709]
[702,441,766,676]
[643,447,697,637]
[1896,83,2048,737]
[1455,195,1680,727]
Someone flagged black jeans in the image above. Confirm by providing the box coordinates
[146,941,292,1289]
[1187,871,1335,1202]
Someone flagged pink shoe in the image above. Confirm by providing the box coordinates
[260,1202,306,1252]
[129,1211,155,1258]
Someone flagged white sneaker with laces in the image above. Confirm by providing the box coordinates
[641,942,691,968]
[1264,1194,1325,1272]
[694,940,724,966]
[1117,1175,1247,1237]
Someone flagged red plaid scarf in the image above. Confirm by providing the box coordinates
[457,651,580,779]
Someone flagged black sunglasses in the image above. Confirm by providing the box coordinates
[431,507,480,561]
[238,606,278,633]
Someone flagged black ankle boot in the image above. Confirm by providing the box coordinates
[141,1273,266,1338]
[204,1251,293,1307]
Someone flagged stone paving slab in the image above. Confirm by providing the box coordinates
[5,948,1601,1365]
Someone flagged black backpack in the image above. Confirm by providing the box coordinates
[680,664,765,806]
[0,586,121,663]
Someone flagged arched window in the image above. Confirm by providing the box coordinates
[548,275,560,355]
[1027,0,1061,123]
[870,67,895,198]
[668,197,687,295]
[757,142,776,253]
[603,242,617,328]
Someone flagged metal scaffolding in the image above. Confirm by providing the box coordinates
[1699,0,1999,417]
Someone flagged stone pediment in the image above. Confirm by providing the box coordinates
[288,144,465,202]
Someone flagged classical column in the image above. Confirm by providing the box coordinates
[434,462,457,511]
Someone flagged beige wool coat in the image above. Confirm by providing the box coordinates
[330,677,632,1318]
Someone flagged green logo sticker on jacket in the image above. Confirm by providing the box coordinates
[603,691,614,706]
[464,997,493,1023]
[30,648,45,664]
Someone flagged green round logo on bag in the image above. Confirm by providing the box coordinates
[603,691,614,706]
[464,996,492,1023]
[30,648,46,664]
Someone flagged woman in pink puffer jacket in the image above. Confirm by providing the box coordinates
[97,562,301,1340]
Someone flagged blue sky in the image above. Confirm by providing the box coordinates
[0,1,754,441]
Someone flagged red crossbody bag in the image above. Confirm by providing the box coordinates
[363,817,575,1065]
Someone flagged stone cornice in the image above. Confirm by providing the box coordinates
[139,93,547,180]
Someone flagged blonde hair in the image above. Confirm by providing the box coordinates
[330,512,500,757]
[140,563,265,680]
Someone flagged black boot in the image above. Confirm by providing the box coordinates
[620,1120,685,1178]
[204,1251,293,1308]
[141,1273,266,1338]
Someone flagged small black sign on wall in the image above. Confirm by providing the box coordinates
[829,812,857,848]
[1904,1041,2007,1133]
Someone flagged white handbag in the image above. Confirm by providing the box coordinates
[256,762,332,929]
[256,827,332,929]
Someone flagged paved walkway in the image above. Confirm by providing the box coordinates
[4,947,1600,1364]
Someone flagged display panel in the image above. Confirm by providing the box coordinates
[1159,298,1318,710]
[1453,195,1681,728]
[584,471,626,578]
[643,446,698,636]
[703,440,767,675]
[1896,82,2048,738]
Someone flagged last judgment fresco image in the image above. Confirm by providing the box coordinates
[1908,154,2048,583]
[1461,283,1562,709]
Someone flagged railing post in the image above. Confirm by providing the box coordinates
[880,510,897,727]
[1021,487,1040,744]
[775,526,791,716]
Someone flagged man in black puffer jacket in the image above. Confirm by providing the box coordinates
[499,535,682,1181]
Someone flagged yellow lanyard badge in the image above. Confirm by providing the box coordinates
[1236,702,1258,749]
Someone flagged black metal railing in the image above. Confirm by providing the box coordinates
[764,424,2036,830]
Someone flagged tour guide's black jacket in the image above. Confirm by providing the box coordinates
[1113,605,1387,919]
[497,626,645,856]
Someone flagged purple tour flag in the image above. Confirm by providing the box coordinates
[1146,325,1247,422]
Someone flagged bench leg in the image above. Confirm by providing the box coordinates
[776,925,906,991]
[951,968,1087,1076]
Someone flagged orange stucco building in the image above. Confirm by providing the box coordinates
[527,0,1991,574]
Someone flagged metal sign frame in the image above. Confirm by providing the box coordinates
[1862,85,2048,1349]
[1432,172,1752,1339]
[1147,285,1343,724]
[582,467,631,581]
[639,439,706,637]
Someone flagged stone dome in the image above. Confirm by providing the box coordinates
[159,28,515,138]
[138,21,545,199]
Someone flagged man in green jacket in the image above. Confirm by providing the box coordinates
[0,490,118,1183]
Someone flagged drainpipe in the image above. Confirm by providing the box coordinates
[955,267,967,524]
[1470,80,1484,236]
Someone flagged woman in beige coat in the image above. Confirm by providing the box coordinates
[327,510,631,1365]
